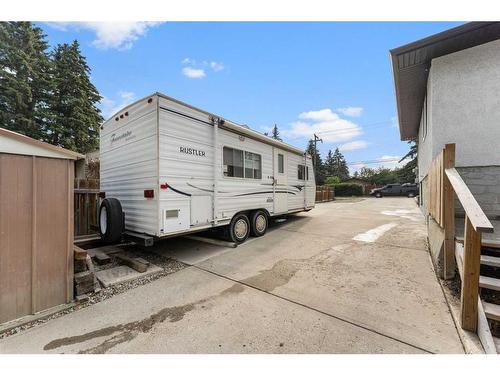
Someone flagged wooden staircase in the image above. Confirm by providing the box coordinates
[426,144,500,353]
[456,240,500,353]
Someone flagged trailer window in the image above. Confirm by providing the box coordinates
[223,147,244,177]
[298,165,306,180]
[278,154,284,173]
[244,151,262,179]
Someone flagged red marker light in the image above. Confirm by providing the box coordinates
[144,189,154,198]
[160,183,169,189]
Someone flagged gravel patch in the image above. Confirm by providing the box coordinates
[0,247,187,340]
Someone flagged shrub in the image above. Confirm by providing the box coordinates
[325,176,341,186]
[333,183,363,196]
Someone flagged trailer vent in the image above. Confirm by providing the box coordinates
[165,210,178,218]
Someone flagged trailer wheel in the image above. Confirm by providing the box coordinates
[407,192,415,198]
[250,211,268,237]
[229,213,250,243]
[99,198,124,244]
[375,192,382,198]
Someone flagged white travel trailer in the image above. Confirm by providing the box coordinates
[98,92,315,245]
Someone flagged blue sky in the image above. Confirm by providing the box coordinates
[38,22,461,172]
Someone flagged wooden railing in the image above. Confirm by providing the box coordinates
[445,167,493,331]
[427,144,494,332]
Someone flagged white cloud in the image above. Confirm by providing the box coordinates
[337,107,363,117]
[299,108,338,122]
[181,58,224,78]
[47,22,161,50]
[181,57,195,65]
[3,67,16,75]
[209,61,225,72]
[100,91,136,119]
[339,140,369,152]
[377,155,402,169]
[284,108,362,143]
[391,115,399,128]
[182,67,206,79]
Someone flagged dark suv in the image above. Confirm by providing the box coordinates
[370,183,419,198]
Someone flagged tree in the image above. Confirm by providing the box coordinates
[306,139,325,185]
[271,124,282,141]
[0,22,52,139]
[353,171,359,179]
[397,141,417,183]
[325,176,341,186]
[324,149,334,175]
[327,148,349,181]
[48,40,102,153]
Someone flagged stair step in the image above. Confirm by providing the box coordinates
[456,236,500,250]
[495,337,500,354]
[483,302,500,321]
[480,276,500,292]
[481,254,500,267]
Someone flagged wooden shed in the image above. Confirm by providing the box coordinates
[0,128,83,324]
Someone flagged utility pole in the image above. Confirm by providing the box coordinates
[312,133,323,177]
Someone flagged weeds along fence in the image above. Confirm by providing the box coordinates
[74,178,99,237]
[315,186,335,202]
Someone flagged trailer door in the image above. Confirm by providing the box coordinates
[273,149,288,214]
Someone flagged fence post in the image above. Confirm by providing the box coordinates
[460,216,481,331]
[443,143,455,279]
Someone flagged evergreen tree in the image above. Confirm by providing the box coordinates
[328,148,349,180]
[0,22,52,139]
[48,40,102,153]
[324,149,334,175]
[271,124,282,141]
[396,141,417,183]
[306,139,325,185]
[353,171,359,179]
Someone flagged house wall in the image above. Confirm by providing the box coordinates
[455,166,500,219]
[417,38,500,218]
[418,38,500,180]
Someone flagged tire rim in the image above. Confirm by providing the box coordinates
[255,214,266,233]
[234,218,248,239]
[100,206,107,234]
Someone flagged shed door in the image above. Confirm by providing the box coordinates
[273,149,288,214]
[0,154,73,324]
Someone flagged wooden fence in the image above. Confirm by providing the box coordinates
[427,144,494,333]
[315,186,335,202]
[74,178,99,237]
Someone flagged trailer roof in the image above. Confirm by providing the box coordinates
[105,92,308,157]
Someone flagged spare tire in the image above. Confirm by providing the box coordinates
[99,198,124,244]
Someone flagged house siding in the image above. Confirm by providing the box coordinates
[418,38,500,180]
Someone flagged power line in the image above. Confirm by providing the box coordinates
[315,120,395,135]
[346,157,401,166]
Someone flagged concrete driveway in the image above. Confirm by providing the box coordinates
[0,197,464,354]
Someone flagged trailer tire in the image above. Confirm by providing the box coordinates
[250,210,268,237]
[229,213,250,243]
[99,198,124,244]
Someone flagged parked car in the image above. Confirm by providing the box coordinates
[370,183,419,198]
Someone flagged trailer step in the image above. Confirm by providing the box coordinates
[480,276,500,292]
[481,254,500,268]
[483,302,500,321]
